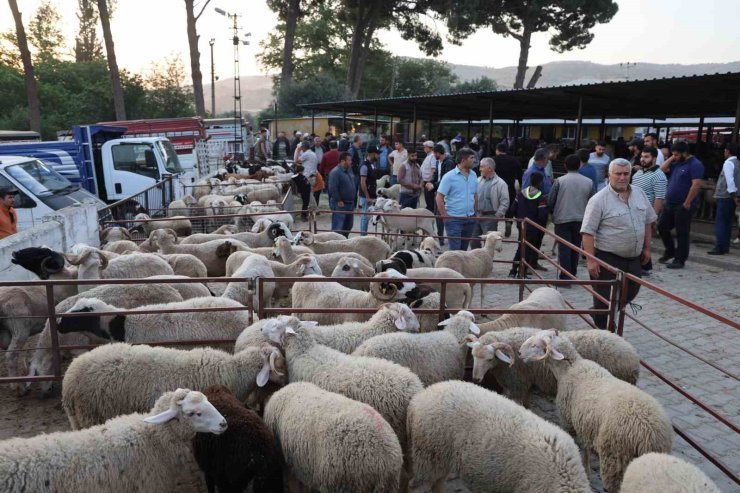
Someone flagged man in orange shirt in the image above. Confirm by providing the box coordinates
[0,187,18,240]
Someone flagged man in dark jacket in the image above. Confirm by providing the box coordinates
[429,144,455,243]
[272,131,292,160]
[328,152,356,237]
[508,172,549,278]
[493,142,522,237]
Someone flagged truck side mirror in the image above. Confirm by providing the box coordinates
[15,192,37,209]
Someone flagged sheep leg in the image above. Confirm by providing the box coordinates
[600,453,627,493]
[430,472,449,493]
[286,472,305,493]
[479,283,484,308]
[6,332,27,395]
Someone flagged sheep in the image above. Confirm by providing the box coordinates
[478,287,569,333]
[233,202,281,232]
[297,231,392,264]
[145,275,212,300]
[274,236,372,276]
[211,223,239,235]
[331,254,378,290]
[102,239,139,254]
[152,252,208,277]
[66,247,174,290]
[419,235,443,257]
[62,343,285,429]
[250,215,294,233]
[192,384,284,493]
[264,254,323,302]
[179,221,292,247]
[0,389,226,493]
[262,317,423,462]
[56,296,249,348]
[133,212,192,237]
[193,177,220,200]
[100,226,132,243]
[375,248,436,273]
[264,382,403,493]
[468,327,640,407]
[406,381,590,493]
[518,329,673,492]
[370,199,436,249]
[2,248,79,390]
[293,230,346,242]
[222,254,275,308]
[377,183,402,201]
[167,194,197,216]
[291,271,421,324]
[24,283,185,396]
[152,228,246,277]
[353,310,479,386]
[435,230,503,307]
[404,267,471,309]
[405,292,447,332]
[620,453,722,493]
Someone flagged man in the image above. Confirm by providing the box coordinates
[527,143,560,180]
[290,130,302,153]
[430,144,456,242]
[708,143,740,255]
[377,135,392,177]
[348,135,364,179]
[522,147,552,196]
[588,141,611,191]
[657,141,704,269]
[436,148,478,251]
[311,136,324,163]
[319,140,340,178]
[493,143,521,238]
[508,172,549,278]
[631,147,667,274]
[644,132,664,165]
[296,140,319,178]
[576,148,598,193]
[627,138,644,170]
[272,131,292,160]
[389,141,408,186]
[581,159,657,330]
[470,158,509,249]
[0,187,18,240]
[419,140,437,213]
[398,151,422,209]
[337,132,350,152]
[254,128,269,162]
[359,145,379,235]
[328,152,356,237]
[547,154,594,283]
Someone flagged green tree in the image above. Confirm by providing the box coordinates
[442,0,618,88]
[144,55,195,118]
[28,0,65,63]
[75,0,104,62]
[266,0,305,87]
[390,57,458,97]
[276,72,345,116]
[0,30,21,68]
[453,76,497,92]
[8,0,41,132]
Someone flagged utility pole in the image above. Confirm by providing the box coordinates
[209,38,216,116]
[619,62,637,81]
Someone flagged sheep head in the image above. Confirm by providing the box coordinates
[334,256,375,278]
[145,389,227,435]
[484,231,504,253]
[296,255,322,276]
[267,222,293,241]
[370,269,417,302]
[215,241,238,258]
[273,236,292,259]
[467,336,516,381]
[439,310,480,335]
[295,230,315,245]
[64,247,108,273]
[151,228,178,248]
[420,236,443,257]
[518,329,564,363]
[261,315,309,345]
[256,346,287,387]
[57,297,122,342]
[11,247,66,279]
[380,303,420,333]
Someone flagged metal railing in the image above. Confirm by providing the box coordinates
[98,174,176,228]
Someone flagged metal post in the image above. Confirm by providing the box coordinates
[697,116,704,144]
[248,278,255,325]
[615,271,628,336]
[390,115,394,141]
[574,96,584,147]
[311,108,315,136]
[209,39,216,116]
[466,119,472,144]
[608,270,624,333]
[412,104,418,152]
[599,116,606,140]
[488,100,494,155]
[733,93,740,143]
[517,221,527,301]
[513,120,520,153]
[342,108,347,135]
[438,280,447,324]
[45,284,62,379]
[374,107,378,138]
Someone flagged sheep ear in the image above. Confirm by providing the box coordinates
[550,347,565,360]
[144,407,178,425]
[394,316,407,331]
[494,349,513,365]
[469,322,481,335]
[466,341,480,349]
[437,318,451,326]
[298,263,306,274]
[256,360,270,387]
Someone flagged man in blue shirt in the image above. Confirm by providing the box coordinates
[657,141,704,269]
[377,135,391,177]
[328,152,357,237]
[576,148,598,193]
[588,140,611,191]
[522,147,552,196]
[436,148,478,251]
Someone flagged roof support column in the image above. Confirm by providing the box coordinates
[599,116,606,140]
[514,119,520,154]
[428,118,433,143]
[412,104,418,151]
[466,118,472,144]
[488,100,494,156]
[373,107,378,139]
[342,107,347,135]
[311,108,315,136]
[733,92,740,143]
[574,96,584,147]
[697,116,704,144]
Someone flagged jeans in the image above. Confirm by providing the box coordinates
[554,221,582,279]
[591,250,642,330]
[399,192,419,209]
[330,198,355,237]
[658,204,693,263]
[446,218,476,251]
[359,196,371,235]
[390,175,398,186]
[470,215,500,249]
[714,197,736,253]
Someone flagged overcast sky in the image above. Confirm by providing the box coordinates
[2,0,739,78]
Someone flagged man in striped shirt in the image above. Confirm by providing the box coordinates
[631,146,667,275]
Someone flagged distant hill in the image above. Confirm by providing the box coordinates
[206,61,740,112]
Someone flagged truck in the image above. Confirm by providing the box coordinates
[0,124,190,203]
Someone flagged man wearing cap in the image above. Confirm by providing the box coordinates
[359,145,380,235]
[436,148,478,251]
[337,132,350,152]
[0,187,18,240]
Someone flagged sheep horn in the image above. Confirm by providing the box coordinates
[268,348,284,376]
[371,281,398,301]
[40,254,64,278]
[97,252,109,271]
[492,342,516,367]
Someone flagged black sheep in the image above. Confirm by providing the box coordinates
[193,384,283,493]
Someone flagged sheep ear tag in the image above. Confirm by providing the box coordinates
[395,316,407,331]
[469,322,481,335]
[143,407,178,425]
[256,361,270,387]
[494,350,512,365]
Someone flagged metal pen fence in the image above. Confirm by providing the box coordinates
[98,174,176,229]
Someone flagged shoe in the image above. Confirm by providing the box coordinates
[657,254,673,264]
[706,250,726,255]
[666,261,685,269]
[504,222,512,238]
[532,263,548,271]
[641,269,652,276]
[508,271,517,278]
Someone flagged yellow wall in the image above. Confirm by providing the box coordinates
[270,118,331,137]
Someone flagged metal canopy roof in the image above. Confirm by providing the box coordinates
[300,72,740,121]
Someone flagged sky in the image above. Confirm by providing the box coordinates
[1,0,739,79]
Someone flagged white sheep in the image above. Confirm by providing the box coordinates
[419,236,442,257]
[620,453,722,493]
[100,226,132,243]
[145,275,212,300]
[179,221,292,248]
[407,381,590,492]
[435,231,503,307]
[153,252,208,278]
[293,230,346,242]
[406,292,446,332]
[66,247,174,291]
[264,382,403,492]
[518,329,673,492]
[478,287,569,333]
[62,343,284,429]
[377,183,402,201]
[469,327,640,407]
[375,248,437,273]
[262,316,424,460]
[133,212,192,237]
[274,236,373,276]
[353,310,480,386]
[167,194,197,217]
[56,296,249,348]
[222,254,275,308]
[297,231,392,264]
[152,228,246,277]
[406,267,471,309]
[0,389,226,492]
[249,215,294,233]
[291,271,419,324]
[102,239,139,254]
[370,199,435,249]
[330,254,378,290]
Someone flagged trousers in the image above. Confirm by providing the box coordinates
[591,250,642,330]
[657,204,693,263]
[554,221,582,279]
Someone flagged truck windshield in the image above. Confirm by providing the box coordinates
[157,140,183,174]
[5,160,76,196]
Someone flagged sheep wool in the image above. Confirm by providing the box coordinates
[407,381,590,493]
[477,287,569,333]
[264,382,403,492]
[621,453,722,493]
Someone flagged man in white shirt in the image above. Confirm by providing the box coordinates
[388,141,408,186]
[708,143,740,255]
[297,141,319,177]
[420,140,437,212]
[644,133,664,166]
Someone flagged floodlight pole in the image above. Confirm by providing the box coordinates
[209,39,216,116]
[488,100,494,154]
[412,104,417,151]
[733,93,740,143]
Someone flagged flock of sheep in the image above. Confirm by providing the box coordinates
[0,169,723,493]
